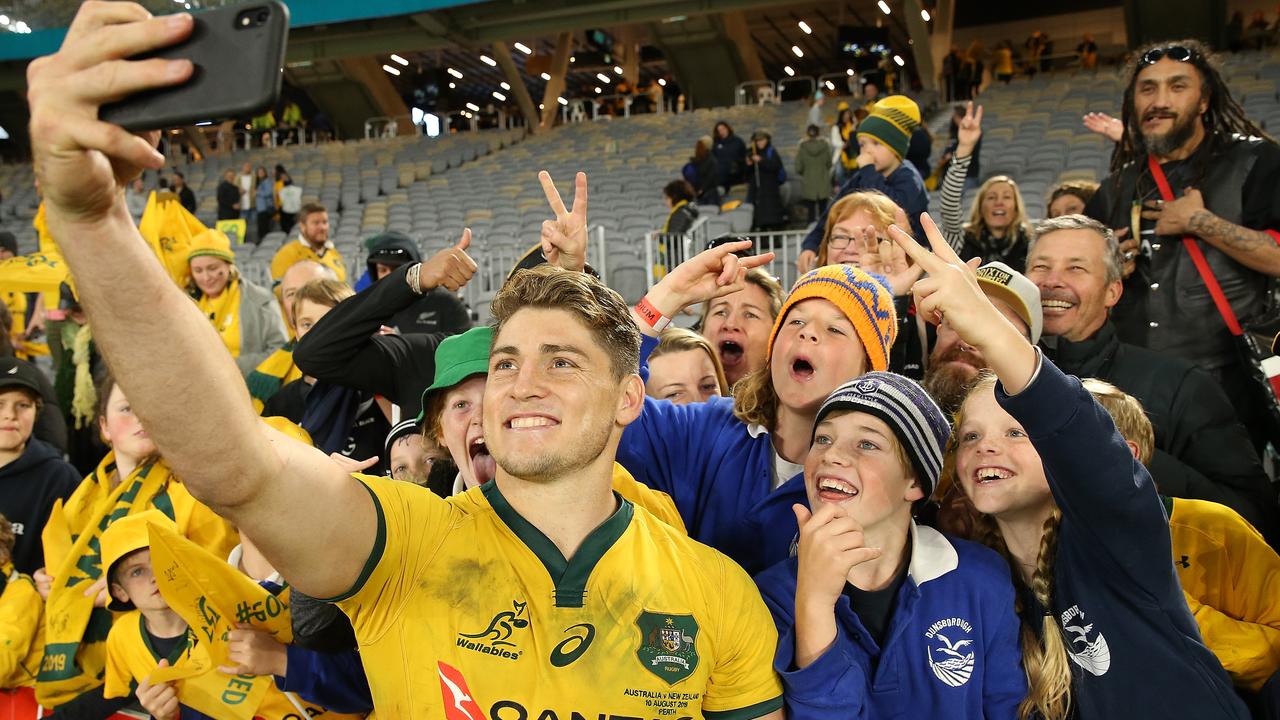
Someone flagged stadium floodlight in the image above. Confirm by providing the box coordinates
[921,9,931,21]
[614,66,624,75]
[569,56,576,63]
[390,54,409,66]
[557,97,568,105]
[657,78,667,86]
[492,91,506,101]
[466,102,480,111]
[480,54,497,67]
[894,54,905,67]
[449,82,456,89]
[596,73,611,83]
[0,126,8,140]
[594,87,602,94]
[382,64,401,76]
[514,42,532,55]
[798,20,812,34]
[792,46,804,58]
[447,68,463,79]
[500,81,511,90]
[540,73,551,81]
[878,0,891,14]
[847,68,855,76]
[825,81,835,90]
[783,66,795,77]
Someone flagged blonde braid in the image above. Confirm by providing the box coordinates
[1017,510,1073,720]
[70,324,96,430]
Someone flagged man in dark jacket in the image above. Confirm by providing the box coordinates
[1028,215,1280,546]
[215,168,241,221]
[364,231,472,336]
[0,357,79,575]
[1084,40,1280,451]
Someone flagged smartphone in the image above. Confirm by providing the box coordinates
[99,1,289,132]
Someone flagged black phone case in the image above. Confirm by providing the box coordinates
[99,1,289,132]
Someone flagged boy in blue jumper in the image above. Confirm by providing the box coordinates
[755,373,1026,718]
[798,96,930,273]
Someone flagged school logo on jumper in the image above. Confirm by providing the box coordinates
[924,617,975,687]
[635,611,699,685]
[1060,605,1111,676]
[456,600,529,660]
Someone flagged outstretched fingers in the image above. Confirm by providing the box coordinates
[539,171,569,219]
[570,171,588,220]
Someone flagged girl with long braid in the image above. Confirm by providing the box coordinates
[892,214,1247,719]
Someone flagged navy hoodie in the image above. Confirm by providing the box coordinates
[0,437,79,574]
[997,355,1248,718]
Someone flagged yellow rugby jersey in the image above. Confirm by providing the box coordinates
[333,474,782,719]
[0,567,42,689]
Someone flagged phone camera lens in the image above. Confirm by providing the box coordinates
[257,10,269,22]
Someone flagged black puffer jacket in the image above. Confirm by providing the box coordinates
[1042,320,1280,547]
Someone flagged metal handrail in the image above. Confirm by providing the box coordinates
[735,80,778,106]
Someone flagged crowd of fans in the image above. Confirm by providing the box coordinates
[0,4,1278,719]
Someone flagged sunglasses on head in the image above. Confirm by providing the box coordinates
[1138,45,1198,69]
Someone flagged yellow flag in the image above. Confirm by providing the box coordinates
[148,521,293,663]
[138,192,207,287]
[0,253,69,294]
[40,498,71,575]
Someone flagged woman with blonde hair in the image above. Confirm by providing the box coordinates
[897,216,1247,720]
[620,240,897,568]
[185,228,287,376]
[940,103,1033,269]
[645,327,730,404]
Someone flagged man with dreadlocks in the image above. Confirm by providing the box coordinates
[1085,40,1280,453]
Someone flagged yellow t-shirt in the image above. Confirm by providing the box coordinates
[0,567,43,689]
[1169,497,1280,691]
[270,240,346,283]
[334,475,782,718]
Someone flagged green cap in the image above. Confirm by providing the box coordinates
[416,326,493,422]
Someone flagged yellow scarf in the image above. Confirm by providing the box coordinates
[196,278,243,358]
[36,455,176,707]
[662,199,690,233]
[246,342,302,413]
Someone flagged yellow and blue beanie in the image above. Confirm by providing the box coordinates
[186,228,236,265]
[767,265,897,372]
[856,95,921,160]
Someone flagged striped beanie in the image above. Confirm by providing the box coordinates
[767,265,897,372]
[814,372,951,498]
[856,95,921,160]
[187,228,236,264]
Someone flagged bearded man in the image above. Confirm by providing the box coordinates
[1085,40,1280,450]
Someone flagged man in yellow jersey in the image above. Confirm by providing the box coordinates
[28,5,783,718]
[269,203,346,283]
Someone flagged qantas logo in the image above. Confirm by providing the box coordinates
[438,661,485,720]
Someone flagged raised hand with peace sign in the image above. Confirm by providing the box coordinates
[955,101,984,160]
[888,213,1038,393]
[634,240,775,337]
[538,170,588,272]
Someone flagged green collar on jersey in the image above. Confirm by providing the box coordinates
[482,481,634,608]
